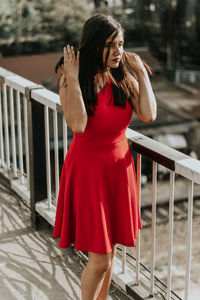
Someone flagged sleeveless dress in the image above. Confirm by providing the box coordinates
[53,80,142,254]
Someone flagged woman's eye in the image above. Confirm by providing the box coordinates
[105,43,124,48]
[105,44,111,48]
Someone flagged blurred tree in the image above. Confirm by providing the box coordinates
[135,0,152,41]
[0,0,92,55]
[149,0,190,71]
[174,0,188,65]
[0,0,199,68]
[195,0,200,39]
[94,0,102,7]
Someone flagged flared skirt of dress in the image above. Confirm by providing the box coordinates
[53,137,142,254]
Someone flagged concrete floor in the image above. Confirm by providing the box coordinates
[0,179,132,300]
[2,175,199,300]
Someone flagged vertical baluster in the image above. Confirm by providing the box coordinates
[136,153,141,284]
[9,87,17,177]
[16,91,24,184]
[0,82,4,167]
[167,171,175,299]
[184,180,194,300]
[53,110,59,201]
[44,105,52,209]
[23,94,30,183]
[122,246,126,273]
[150,161,157,296]
[63,116,68,160]
[3,82,10,169]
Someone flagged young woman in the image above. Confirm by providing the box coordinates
[53,14,157,300]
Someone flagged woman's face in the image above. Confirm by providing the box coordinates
[102,31,124,69]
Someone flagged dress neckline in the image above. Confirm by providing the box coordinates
[97,80,110,95]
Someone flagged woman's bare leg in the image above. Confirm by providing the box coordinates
[96,244,117,300]
[81,251,112,300]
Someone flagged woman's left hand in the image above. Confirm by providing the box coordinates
[123,52,146,74]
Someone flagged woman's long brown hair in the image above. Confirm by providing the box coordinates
[55,14,152,116]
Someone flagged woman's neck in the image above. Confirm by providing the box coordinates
[94,71,109,84]
[94,72,109,93]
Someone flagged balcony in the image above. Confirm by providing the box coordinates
[0,66,200,300]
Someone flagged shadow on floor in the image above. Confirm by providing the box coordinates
[0,179,132,300]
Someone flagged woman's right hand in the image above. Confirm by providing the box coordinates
[60,45,80,81]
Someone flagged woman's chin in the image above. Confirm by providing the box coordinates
[108,62,120,69]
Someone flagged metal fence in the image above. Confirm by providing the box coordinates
[0,66,200,300]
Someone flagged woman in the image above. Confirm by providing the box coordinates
[53,14,157,300]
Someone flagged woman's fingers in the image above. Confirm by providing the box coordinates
[66,45,71,61]
[71,46,75,61]
[64,45,78,63]
[76,51,80,64]
[63,46,69,62]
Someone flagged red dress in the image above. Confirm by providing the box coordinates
[53,81,142,254]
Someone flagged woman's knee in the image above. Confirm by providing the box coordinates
[88,252,112,275]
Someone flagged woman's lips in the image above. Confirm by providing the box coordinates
[112,58,120,63]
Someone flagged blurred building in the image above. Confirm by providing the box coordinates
[0,52,62,91]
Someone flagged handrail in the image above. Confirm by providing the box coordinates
[126,128,200,184]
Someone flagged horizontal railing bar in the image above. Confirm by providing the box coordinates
[31,89,60,110]
[0,67,38,93]
[0,67,15,81]
[126,128,187,171]
[5,75,34,93]
[176,159,200,186]
[0,67,62,111]
[126,128,200,184]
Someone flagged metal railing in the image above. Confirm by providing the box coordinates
[0,66,200,300]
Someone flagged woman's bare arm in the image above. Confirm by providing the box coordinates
[124,52,157,122]
[59,45,87,133]
[60,76,87,133]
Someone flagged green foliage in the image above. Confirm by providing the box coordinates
[0,0,92,55]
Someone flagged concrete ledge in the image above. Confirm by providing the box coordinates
[36,199,56,227]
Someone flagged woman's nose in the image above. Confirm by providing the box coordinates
[114,46,121,55]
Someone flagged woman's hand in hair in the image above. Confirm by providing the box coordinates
[123,52,152,76]
[60,45,80,81]
[124,51,156,123]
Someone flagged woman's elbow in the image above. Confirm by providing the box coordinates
[149,112,157,122]
[72,125,86,134]
[141,111,157,123]
[146,105,157,122]
[67,116,87,133]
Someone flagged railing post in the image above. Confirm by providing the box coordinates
[0,79,4,168]
[26,85,47,229]
[136,153,141,285]
[184,180,194,300]
[167,170,175,299]
[150,161,157,296]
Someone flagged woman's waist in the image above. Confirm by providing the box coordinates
[73,132,128,145]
